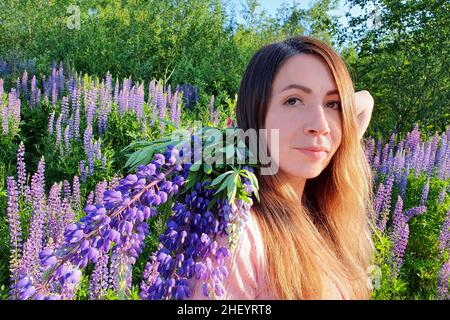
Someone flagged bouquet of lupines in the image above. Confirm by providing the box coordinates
[12,123,260,300]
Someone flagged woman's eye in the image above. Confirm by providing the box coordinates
[326,101,342,110]
[284,97,303,107]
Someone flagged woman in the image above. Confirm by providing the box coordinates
[188,35,375,300]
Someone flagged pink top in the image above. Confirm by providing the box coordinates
[186,210,348,300]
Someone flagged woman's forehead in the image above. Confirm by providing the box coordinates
[272,54,337,94]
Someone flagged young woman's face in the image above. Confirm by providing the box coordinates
[264,53,342,186]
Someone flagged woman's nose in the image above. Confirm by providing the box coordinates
[303,105,330,136]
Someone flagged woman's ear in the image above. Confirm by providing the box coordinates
[354,90,374,140]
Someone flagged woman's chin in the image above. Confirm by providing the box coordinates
[282,168,323,180]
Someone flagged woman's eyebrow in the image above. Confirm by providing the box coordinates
[279,84,339,96]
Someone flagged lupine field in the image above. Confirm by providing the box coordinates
[0,62,448,300]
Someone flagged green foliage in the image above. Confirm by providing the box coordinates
[341,0,450,137]
[371,171,450,299]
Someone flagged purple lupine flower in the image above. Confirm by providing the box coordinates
[429,132,440,175]
[392,147,405,183]
[61,96,69,125]
[35,89,41,109]
[7,177,22,297]
[441,140,450,180]
[93,140,101,160]
[128,85,136,112]
[17,142,27,195]
[48,111,55,135]
[20,158,46,281]
[114,79,119,105]
[413,141,425,176]
[83,125,93,153]
[437,259,450,300]
[90,251,109,299]
[390,196,404,236]
[52,82,57,107]
[101,155,107,171]
[389,196,407,277]
[121,78,130,113]
[68,73,75,97]
[94,181,107,205]
[62,196,74,229]
[22,70,28,100]
[7,89,20,134]
[438,210,450,257]
[398,164,410,199]
[87,152,95,176]
[47,182,62,244]
[373,183,385,223]
[175,97,181,128]
[64,125,71,154]
[58,62,64,96]
[436,133,447,178]
[98,81,110,136]
[0,78,4,98]
[392,222,409,278]
[1,99,8,135]
[118,88,126,115]
[380,144,389,175]
[438,184,448,204]
[156,84,164,117]
[403,206,427,222]
[407,123,421,153]
[422,140,432,175]
[72,176,81,211]
[420,178,430,206]
[169,92,178,124]
[71,86,78,113]
[86,191,95,205]
[364,138,375,166]
[388,132,396,154]
[15,77,20,97]
[377,175,394,232]
[55,114,62,148]
[80,160,87,182]
[30,75,37,109]
[74,107,80,142]
[149,80,156,106]
[135,84,144,120]
[68,116,74,140]
[159,92,168,134]
[105,72,112,98]
[63,180,71,202]
[86,88,98,128]
[150,85,159,127]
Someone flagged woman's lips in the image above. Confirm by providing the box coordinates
[295,148,328,160]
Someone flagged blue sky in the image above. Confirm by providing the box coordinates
[225,0,365,28]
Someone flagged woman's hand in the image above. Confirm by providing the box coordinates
[354,90,374,140]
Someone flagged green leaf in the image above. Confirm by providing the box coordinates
[227,172,238,204]
[182,170,199,193]
[213,175,231,196]
[207,191,222,211]
[203,163,213,175]
[246,170,259,190]
[209,170,234,187]
[240,169,260,202]
[190,163,201,172]
[120,140,152,153]
[158,117,177,129]
[124,145,155,170]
